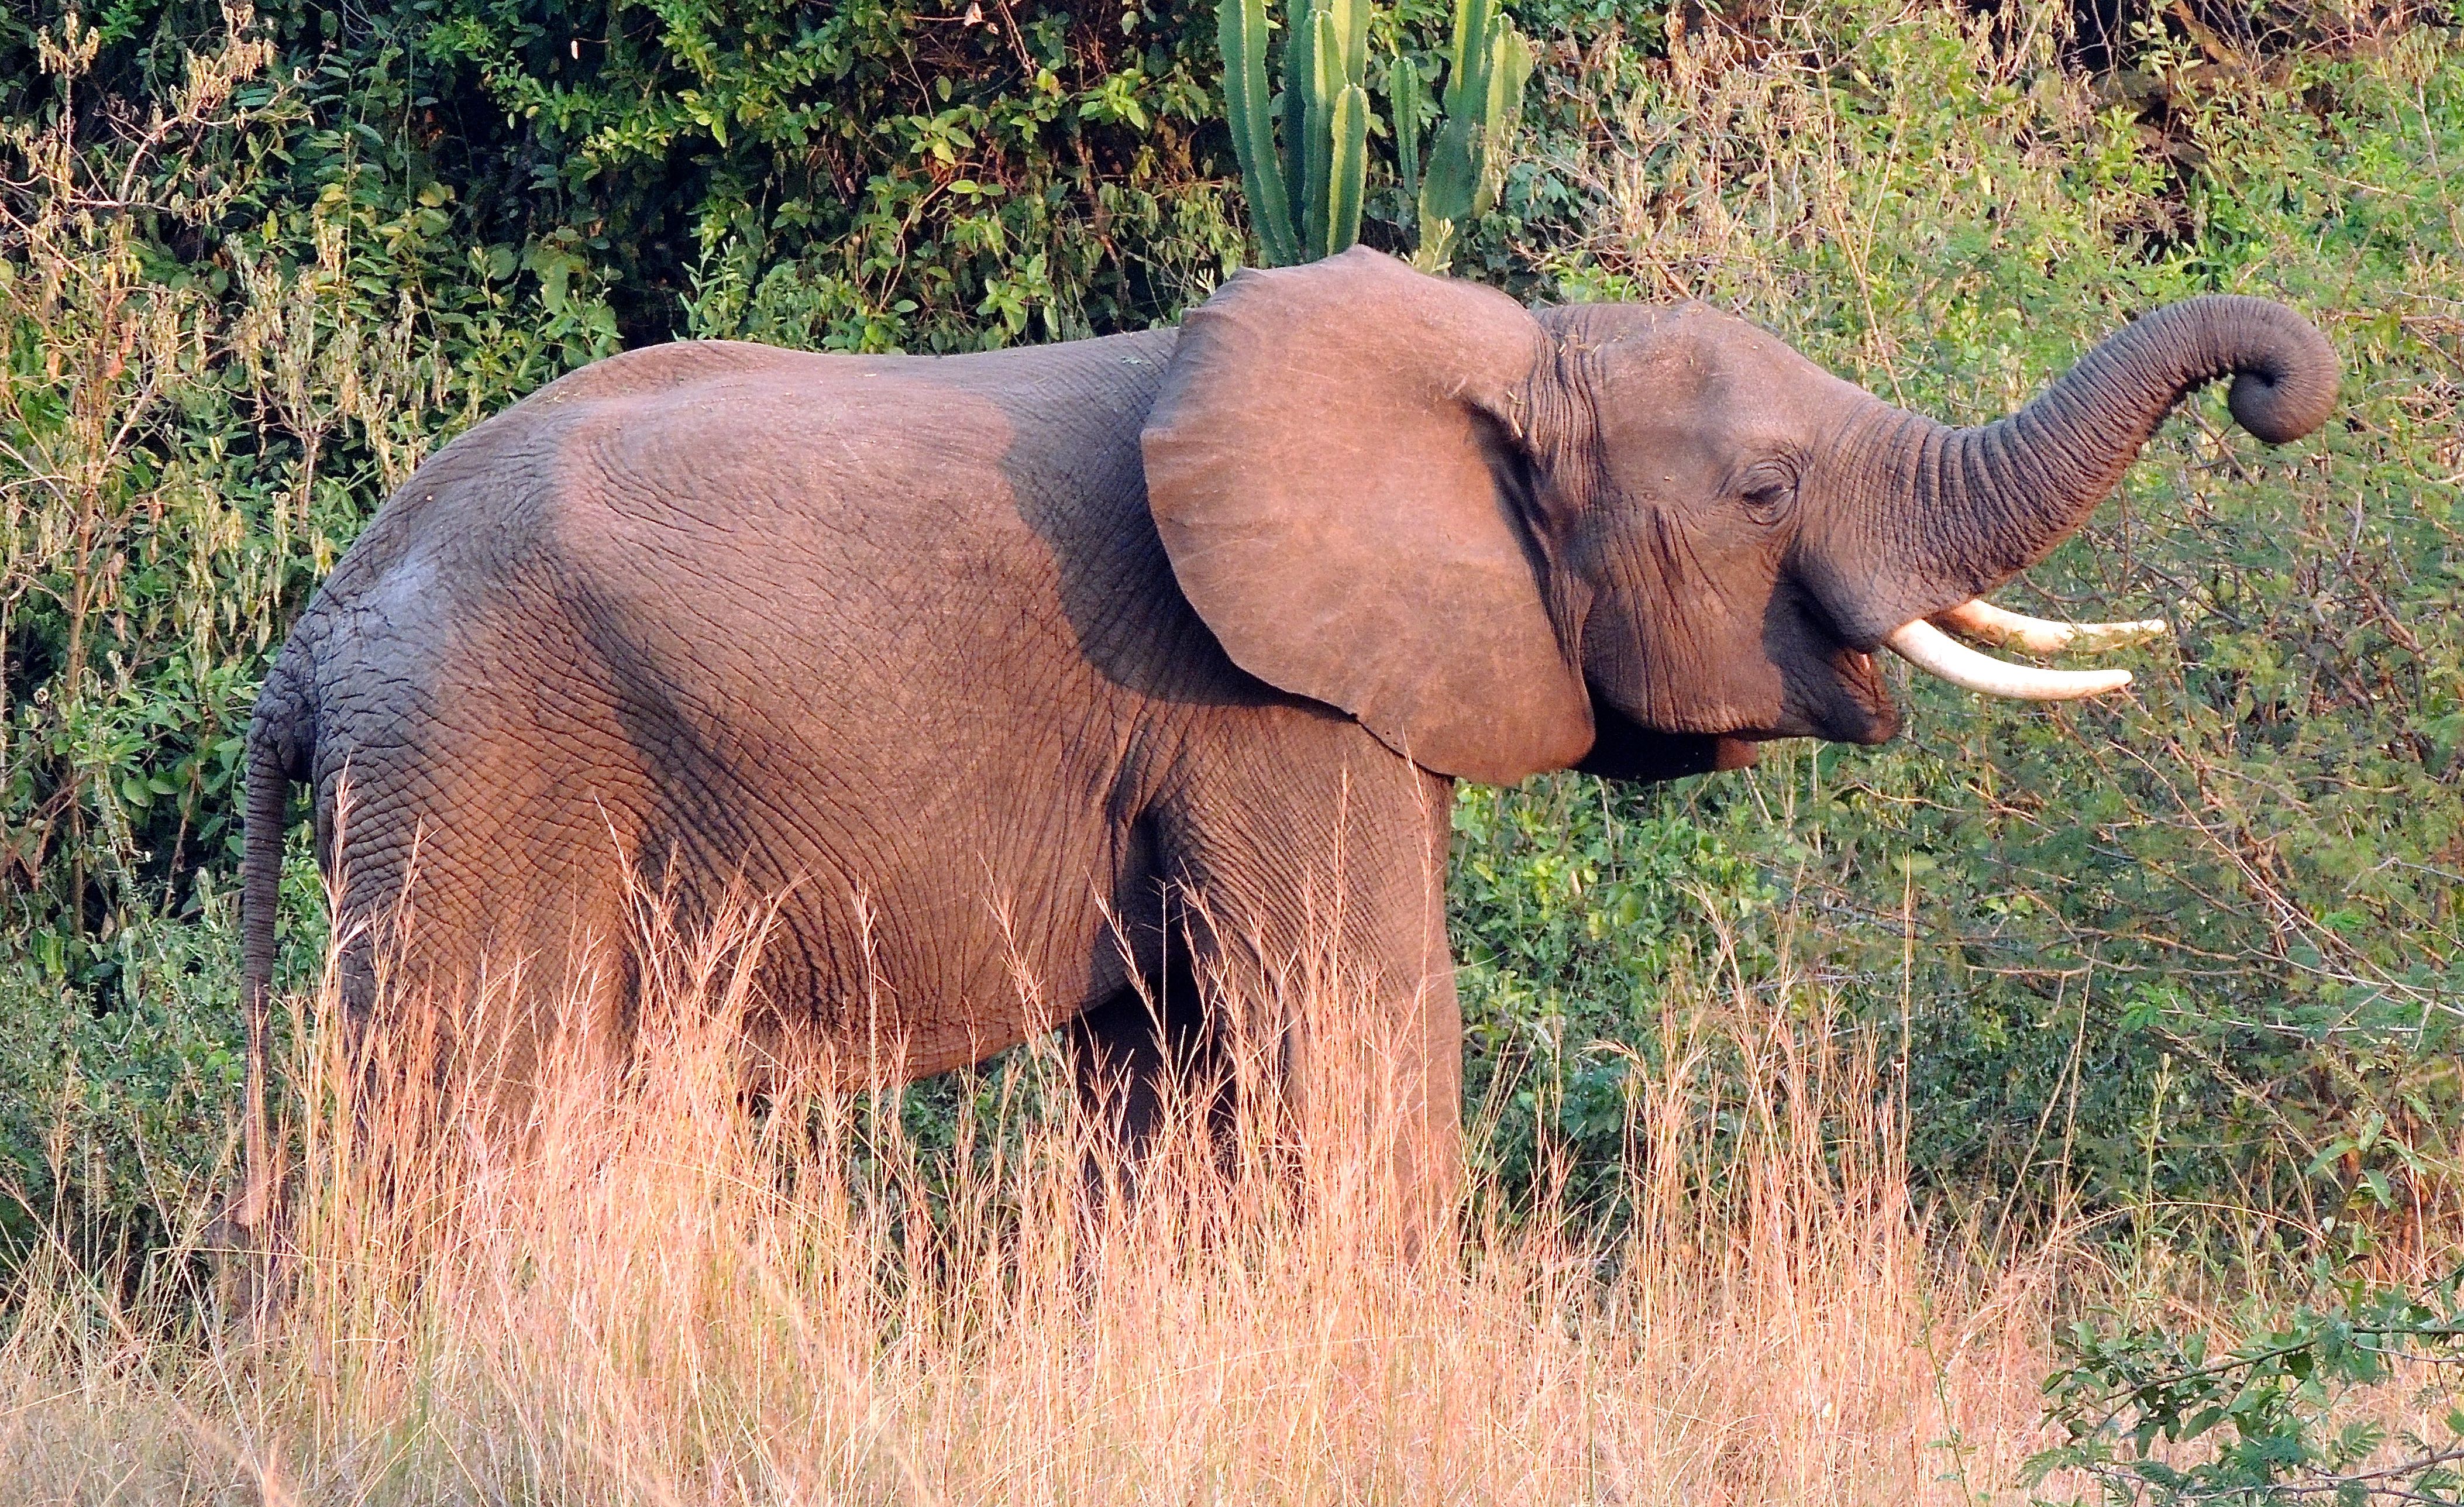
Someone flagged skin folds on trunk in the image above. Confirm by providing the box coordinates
[1828,294,2339,645]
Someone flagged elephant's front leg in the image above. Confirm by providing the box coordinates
[1154,721,1465,1241]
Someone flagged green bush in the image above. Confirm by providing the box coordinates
[2027,1265,2464,1503]
[0,4,559,1247]
[1461,4,2464,1250]
[0,0,1619,1250]
[1,0,2459,1268]
[416,0,1247,348]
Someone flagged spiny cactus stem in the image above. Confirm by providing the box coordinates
[1219,0,1300,266]
[1326,83,1368,257]
[1392,54,1423,207]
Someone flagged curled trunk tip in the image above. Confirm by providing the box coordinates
[2219,298,2341,443]
[1826,294,2339,646]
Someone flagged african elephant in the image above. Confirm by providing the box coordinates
[236,247,2336,1224]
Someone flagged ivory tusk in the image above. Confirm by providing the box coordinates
[1933,598,2169,656]
[1884,618,2134,701]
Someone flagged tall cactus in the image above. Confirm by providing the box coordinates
[1218,0,1526,269]
[1218,0,1301,267]
[1414,0,1532,270]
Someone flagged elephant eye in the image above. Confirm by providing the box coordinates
[1736,460,1799,524]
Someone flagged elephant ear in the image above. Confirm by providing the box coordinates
[1140,247,1592,785]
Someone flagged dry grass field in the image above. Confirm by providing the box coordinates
[2,896,2448,1507]
[0,914,2016,1503]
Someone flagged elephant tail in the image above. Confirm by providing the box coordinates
[238,651,312,1236]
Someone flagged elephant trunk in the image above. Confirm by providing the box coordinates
[1826,295,2338,647]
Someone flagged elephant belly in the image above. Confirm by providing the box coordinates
[318,697,1162,1081]
[741,820,1165,1080]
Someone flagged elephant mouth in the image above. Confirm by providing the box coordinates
[1884,598,2167,701]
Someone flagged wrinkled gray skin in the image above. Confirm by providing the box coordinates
[242,248,2336,1213]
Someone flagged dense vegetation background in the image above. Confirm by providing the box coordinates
[1,0,2457,1267]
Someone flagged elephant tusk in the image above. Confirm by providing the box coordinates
[1932,598,2170,655]
[1883,618,2134,701]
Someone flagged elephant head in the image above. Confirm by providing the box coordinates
[1139,247,2338,783]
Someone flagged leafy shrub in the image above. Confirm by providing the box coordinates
[2028,1266,2464,1503]
[415,0,1247,349]
[0,1,558,1246]
[1465,1,2464,1250]
[1,0,2460,1269]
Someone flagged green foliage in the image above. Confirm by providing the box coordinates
[1412,0,1529,266]
[417,0,1244,349]
[1470,1,2464,1250]
[0,0,1249,1248]
[1450,777,1775,1207]
[2,0,2461,1278]
[2026,1268,2464,1503]
[1215,0,1527,265]
[0,0,580,1247]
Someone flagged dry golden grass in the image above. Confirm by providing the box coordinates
[0,893,2114,1507]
